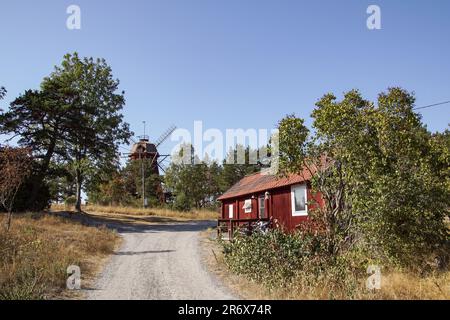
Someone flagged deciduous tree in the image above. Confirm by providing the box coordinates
[0,147,32,230]
[0,53,133,212]
[278,88,449,267]
[45,53,133,211]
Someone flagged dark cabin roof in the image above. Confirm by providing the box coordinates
[217,169,312,201]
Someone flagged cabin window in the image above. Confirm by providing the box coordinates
[228,205,234,219]
[243,199,252,213]
[258,196,266,219]
[291,184,308,216]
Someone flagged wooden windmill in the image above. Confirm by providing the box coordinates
[128,123,176,206]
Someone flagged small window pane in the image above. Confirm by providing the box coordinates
[244,199,252,213]
[259,196,266,219]
[294,187,306,211]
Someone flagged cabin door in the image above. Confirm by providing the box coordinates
[258,196,266,219]
[228,204,234,219]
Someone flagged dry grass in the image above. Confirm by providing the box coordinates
[375,272,450,300]
[0,213,120,300]
[273,271,450,300]
[200,229,279,300]
[202,232,450,300]
[51,204,219,221]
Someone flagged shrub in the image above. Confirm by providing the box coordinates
[64,195,77,207]
[222,230,322,290]
[171,192,193,212]
[221,229,380,298]
[12,176,51,212]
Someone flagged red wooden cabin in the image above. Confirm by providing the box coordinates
[217,169,323,237]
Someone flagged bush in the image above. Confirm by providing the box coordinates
[171,192,193,212]
[222,230,323,290]
[11,175,51,212]
[221,227,450,299]
[221,229,380,297]
[64,195,77,207]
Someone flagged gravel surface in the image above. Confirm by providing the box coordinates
[86,220,235,300]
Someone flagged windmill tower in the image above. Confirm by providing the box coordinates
[128,123,176,207]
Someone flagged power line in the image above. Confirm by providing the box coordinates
[414,100,450,111]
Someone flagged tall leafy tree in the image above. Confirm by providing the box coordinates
[42,53,133,211]
[278,88,449,267]
[165,144,223,210]
[0,81,75,208]
[88,159,163,207]
[0,53,132,211]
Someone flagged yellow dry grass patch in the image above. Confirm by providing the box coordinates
[376,272,450,300]
[0,213,120,300]
[52,204,219,221]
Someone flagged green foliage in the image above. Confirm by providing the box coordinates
[277,87,449,269]
[165,146,221,210]
[44,53,133,210]
[277,114,309,174]
[122,160,162,203]
[222,230,304,289]
[221,229,365,295]
[64,195,77,207]
[164,143,266,211]
[87,157,167,207]
[220,145,262,191]
[172,192,194,212]
[0,53,132,212]
[89,169,137,207]
[13,174,51,212]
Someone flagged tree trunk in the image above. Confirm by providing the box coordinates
[5,211,12,231]
[28,140,56,209]
[75,168,82,212]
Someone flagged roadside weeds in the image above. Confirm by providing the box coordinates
[0,213,120,300]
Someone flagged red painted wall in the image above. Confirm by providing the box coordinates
[220,182,323,232]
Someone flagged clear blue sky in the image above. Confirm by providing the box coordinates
[1,0,449,157]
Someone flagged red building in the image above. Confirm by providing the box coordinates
[217,169,323,235]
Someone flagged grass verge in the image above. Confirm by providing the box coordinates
[0,213,120,300]
[213,231,449,300]
[51,204,219,220]
[200,229,275,300]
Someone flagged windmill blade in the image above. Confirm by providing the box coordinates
[155,125,177,147]
[129,136,137,144]
[158,155,170,163]
[158,163,166,174]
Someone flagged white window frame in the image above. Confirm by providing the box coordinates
[243,199,252,213]
[291,184,308,216]
[228,204,234,219]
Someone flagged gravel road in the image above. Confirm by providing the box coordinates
[86,220,235,300]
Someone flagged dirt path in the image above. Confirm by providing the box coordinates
[85,219,235,300]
